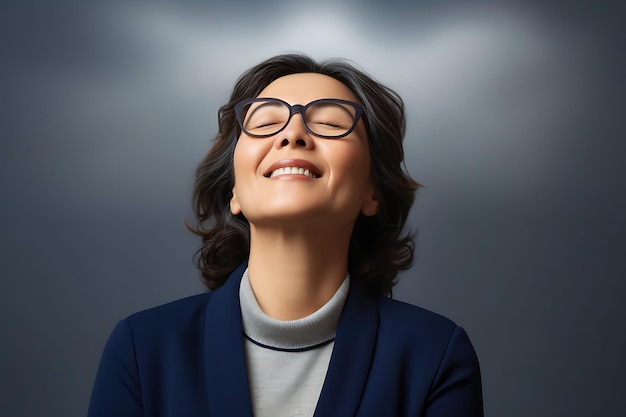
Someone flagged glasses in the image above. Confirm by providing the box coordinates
[234,98,364,139]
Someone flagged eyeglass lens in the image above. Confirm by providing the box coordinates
[241,100,357,137]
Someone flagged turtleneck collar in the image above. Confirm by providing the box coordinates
[239,268,350,351]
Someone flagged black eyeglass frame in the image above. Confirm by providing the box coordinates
[234,97,365,139]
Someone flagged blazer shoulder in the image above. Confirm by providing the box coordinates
[124,292,214,340]
[90,292,218,416]
[376,296,459,343]
[372,297,483,416]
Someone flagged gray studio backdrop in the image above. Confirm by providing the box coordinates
[1,1,624,416]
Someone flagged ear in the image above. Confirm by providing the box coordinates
[230,186,241,215]
[360,184,379,217]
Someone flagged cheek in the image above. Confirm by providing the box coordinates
[232,142,245,179]
[333,144,371,182]
[233,138,262,179]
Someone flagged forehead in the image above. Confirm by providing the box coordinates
[256,73,359,105]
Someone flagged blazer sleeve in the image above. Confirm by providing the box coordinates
[425,326,484,417]
[88,319,143,417]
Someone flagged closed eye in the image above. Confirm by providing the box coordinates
[310,121,349,129]
[253,121,283,128]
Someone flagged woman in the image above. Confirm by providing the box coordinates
[88,54,483,417]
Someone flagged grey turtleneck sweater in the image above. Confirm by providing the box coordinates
[239,269,350,417]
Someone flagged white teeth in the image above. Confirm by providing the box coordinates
[269,167,317,178]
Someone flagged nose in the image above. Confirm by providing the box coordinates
[274,113,314,149]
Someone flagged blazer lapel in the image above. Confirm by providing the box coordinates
[203,263,253,417]
[314,279,379,417]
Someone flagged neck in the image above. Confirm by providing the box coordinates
[247,223,353,321]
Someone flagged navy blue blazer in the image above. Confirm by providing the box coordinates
[88,263,483,416]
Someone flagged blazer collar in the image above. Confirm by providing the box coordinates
[204,262,253,417]
[313,275,379,417]
[203,263,379,417]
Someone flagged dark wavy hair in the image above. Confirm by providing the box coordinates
[188,53,420,296]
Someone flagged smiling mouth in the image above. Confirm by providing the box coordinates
[267,167,320,179]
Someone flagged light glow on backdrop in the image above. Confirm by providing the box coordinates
[15,2,594,208]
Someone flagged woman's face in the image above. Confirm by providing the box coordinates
[230,73,378,230]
